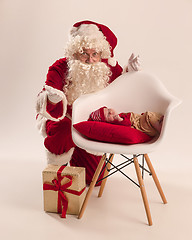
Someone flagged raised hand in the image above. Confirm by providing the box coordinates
[126,53,141,72]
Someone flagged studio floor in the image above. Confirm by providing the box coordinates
[1,156,192,240]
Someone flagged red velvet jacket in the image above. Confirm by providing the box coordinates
[44,58,123,119]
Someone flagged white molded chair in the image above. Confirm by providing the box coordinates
[72,71,181,225]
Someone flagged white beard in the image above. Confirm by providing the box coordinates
[64,60,111,105]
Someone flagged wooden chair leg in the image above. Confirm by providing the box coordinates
[134,156,153,226]
[144,154,167,204]
[78,153,106,219]
[98,154,114,197]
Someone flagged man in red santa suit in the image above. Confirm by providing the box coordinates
[36,20,140,185]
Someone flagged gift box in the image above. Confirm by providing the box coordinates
[42,164,86,218]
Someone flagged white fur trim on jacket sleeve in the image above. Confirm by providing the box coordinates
[36,86,67,136]
[36,85,67,122]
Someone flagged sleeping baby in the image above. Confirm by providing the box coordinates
[88,106,164,137]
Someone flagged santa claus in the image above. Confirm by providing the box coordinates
[36,20,140,185]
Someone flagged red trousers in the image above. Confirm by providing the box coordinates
[44,117,104,185]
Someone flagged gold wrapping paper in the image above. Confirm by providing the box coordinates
[42,164,86,215]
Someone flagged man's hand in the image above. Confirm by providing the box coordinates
[47,90,62,104]
[126,53,141,72]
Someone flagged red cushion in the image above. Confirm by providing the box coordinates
[73,121,152,145]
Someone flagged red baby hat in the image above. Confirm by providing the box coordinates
[88,106,107,122]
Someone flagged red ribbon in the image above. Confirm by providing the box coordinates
[43,165,85,218]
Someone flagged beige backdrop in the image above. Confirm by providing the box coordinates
[0,0,191,170]
[0,0,192,239]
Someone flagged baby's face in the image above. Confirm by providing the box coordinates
[103,108,119,122]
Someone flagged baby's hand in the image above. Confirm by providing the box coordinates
[126,53,141,72]
[114,114,123,122]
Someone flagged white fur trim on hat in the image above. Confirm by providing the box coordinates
[108,57,117,67]
[65,24,111,60]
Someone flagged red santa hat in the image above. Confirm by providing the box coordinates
[65,20,117,66]
[88,106,107,122]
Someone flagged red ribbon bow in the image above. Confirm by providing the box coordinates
[43,165,85,218]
